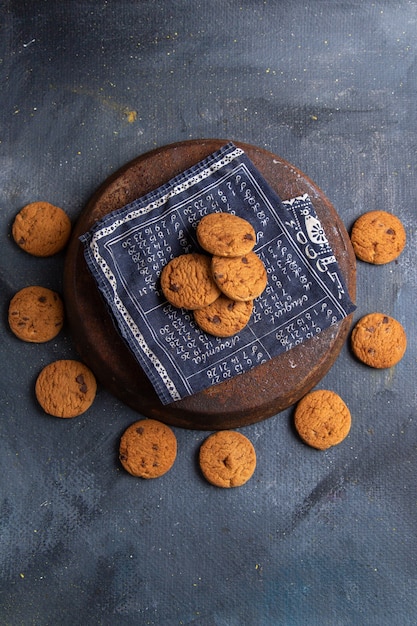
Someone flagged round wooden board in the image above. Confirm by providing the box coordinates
[64,139,356,430]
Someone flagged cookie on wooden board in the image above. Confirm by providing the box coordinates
[199,430,256,487]
[119,419,177,478]
[160,253,221,310]
[8,285,64,343]
[196,212,256,257]
[351,312,406,368]
[294,389,351,450]
[350,210,406,264]
[12,201,71,257]
[211,251,267,302]
[35,360,97,418]
[193,295,253,337]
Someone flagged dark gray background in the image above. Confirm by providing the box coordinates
[1,1,416,624]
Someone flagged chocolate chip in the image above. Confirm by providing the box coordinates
[169,283,180,292]
[18,237,25,244]
[244,233,254,241]
[120,454,127,461]
[38,296,47,303]
[227,302,236,311]
[152,444,159,450]
[136,426,144,435]
[75,374,87,393]
[386,228,395,235]
[241,257,249,264]
[210,315,221,324]
[382,316,389,324]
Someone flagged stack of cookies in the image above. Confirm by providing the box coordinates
[160,213,267,337]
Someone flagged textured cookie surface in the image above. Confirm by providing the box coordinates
[8,286,64,343]
[294,389,351,450]
[119,419,177,478]
[351,312,406,368]
[160,253,221,310]
[199,430,256,487]
[35,360,97,418]
[350,210,406,264]
[193,295,253,337]
[12,201,71,257]
[211,251,267,301]
[197,212,256,257]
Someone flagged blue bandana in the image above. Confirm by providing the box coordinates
[81,143,355,404]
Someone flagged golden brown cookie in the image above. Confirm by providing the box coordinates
[350,210,406,264]
[196,212,256,257]
[35,360,97,418]
[199,430,256,488]
[160,253,221,310]
[294,389,351,450]
[193,295,253,337]
[119,419,177,478]
[211,251,267,302]
[12,201,71,257]
[350,312,406,368]
[8,286,64,343]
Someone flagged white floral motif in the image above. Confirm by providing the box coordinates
[304,214,328,245]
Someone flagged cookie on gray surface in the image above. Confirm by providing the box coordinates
[12,201,71,257]
[35,360,97,418]
[119,419,177,478]
[8,285,64,343]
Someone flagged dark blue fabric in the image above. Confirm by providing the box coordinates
[81,143,355,404]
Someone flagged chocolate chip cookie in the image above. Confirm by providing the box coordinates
[193,295,253,337]
[197,212,256,257]
[12,201,72,257]
[211,251,267,301]
[199,430,256,487]
[160,253,220,309]
[350,210,406,264]
[294,389,351,450]
[119,419,177,478]
[35,360,97,418]
[351,312,407,368]
[8,285,64,343]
